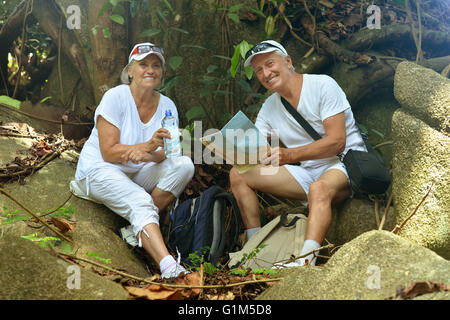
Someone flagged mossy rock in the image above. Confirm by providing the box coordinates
[0,234,130,300]
[392,109,450,259]
[394,61,450,134]
[258,230,450,300]
[326,198,396,248]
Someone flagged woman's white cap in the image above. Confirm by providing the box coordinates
[120,42,165,84]
[243,40,288,67]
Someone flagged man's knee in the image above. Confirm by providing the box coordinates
[229,167,245,188]
[308,180,332,204]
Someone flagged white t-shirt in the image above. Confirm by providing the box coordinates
[255,74,366,168]
[75,84,178,180]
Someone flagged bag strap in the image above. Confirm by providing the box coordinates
[280,96,349,161]
[279,212,300,228]
[280,97,322,141]
[215,192,243,252]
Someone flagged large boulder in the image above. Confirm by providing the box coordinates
[0,136,151,281]
[0,234,130,300]
[391,109,450,259]
[326,198,396,247]
[258,230,450,300]
[394,61,450,134]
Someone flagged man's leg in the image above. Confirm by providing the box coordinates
[230,165,307,236]
[295,168,351,266]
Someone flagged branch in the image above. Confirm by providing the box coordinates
[58,252,282,289]
[0,188,73,243]
[392,181,435,234]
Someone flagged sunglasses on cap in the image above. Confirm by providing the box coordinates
[130,45,164,59]
[245,42,284,61]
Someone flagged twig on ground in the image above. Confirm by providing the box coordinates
[392,181,435,234]
[379,192,394,231]
[58,252,282,290]
[0,188,73,243]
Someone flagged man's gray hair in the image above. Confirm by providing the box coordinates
[273,50,296,72]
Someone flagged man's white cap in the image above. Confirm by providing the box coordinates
[120,42,165,84]
[243,40,288,68]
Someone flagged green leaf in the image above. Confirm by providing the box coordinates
[130,0,140,17]
[102,28,111,39]
[86,252,111,264]
[207,65,218,73]
[181,44,207,50]
[161,0,174,13]
[98,1,112,17]
[109,14,124,25]
[2,215,29,225]
[238,79,252,92]
[245,66,253,80]
[159,75,181,93]
[170,27,189,34]
[61,241,72,254]
[0,95,21,109]
[227,13,240,23]
[371,128,385,138]
[138,28,162,38]
[229,268,248,276]
[230,45,241,78]
[213,55,231,61]
[229,4,244,13]
[239,40,252,59]
[40,96,52,103]
[109,0,120,6]
[186,106,206,121]
[169,56,183,71]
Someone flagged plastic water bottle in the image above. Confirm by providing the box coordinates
[161,110,182,158]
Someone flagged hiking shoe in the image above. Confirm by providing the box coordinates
[272,258,308,269]
[120,225,138,247]
[161,263,189,279]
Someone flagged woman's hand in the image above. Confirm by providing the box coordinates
[149,128,171,149]
[121,129,171,164]
[261,147,293,167]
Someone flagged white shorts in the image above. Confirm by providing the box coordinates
[284,159,350,201]
[70,156,195,243]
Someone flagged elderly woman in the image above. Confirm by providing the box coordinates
[70,43,194,279]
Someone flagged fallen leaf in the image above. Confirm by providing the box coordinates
[400,281,450,299]
[176,271,202,298]
[51,217,76,233]
[206,291,235,300]
[125,284,183,300]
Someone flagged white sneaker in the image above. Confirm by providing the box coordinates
[119,225,138,247]
[272,258,308,269]
[161,263,188,279]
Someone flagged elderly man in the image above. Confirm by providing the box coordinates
[229,40,366,267]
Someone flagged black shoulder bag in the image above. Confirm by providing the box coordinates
[280,97,391,196]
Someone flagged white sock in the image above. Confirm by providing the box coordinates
[246,227,261,240]
[299,239,321,266]
[159,255,177,274]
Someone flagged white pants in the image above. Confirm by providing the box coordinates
[70,156,195,242]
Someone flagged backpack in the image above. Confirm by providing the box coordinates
[228,212,308,270]
[167,185,242,267]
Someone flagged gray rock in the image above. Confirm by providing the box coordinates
[392,109,450,259]
[326,198,396,247]
[0,234,130,300]
[394,61,450,134]
[258,230,450,300]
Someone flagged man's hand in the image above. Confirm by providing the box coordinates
[261,147,293,167]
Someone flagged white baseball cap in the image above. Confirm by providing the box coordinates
[120,42,165,84]
[243,40,288,67]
